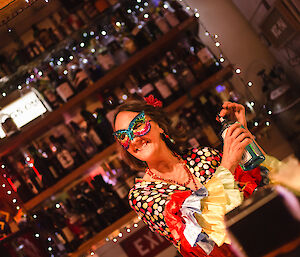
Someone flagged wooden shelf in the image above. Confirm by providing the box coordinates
[23,143,118,210]
[0,17,198,158]
[70,211,138,257]
[22,65,233,211]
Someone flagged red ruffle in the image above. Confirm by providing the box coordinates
[234,166,262,198]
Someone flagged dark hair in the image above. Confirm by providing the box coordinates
[113,99,187,171]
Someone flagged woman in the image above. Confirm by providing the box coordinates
[113,97,274,256]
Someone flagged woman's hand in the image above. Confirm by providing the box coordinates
[220,123,254,173]
[219,101,247,129]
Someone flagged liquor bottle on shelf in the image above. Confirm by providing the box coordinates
[26,144,59,187]
[166,51,196,91]
[36,75,63,110]
[152,9,171,34]
[22,155,44,194]
[134,69,163,102]
[160,56,183,96]
[92,173,128,217]
[187,33,222,76]
[39,140,65,178]
[104,160,131,211]
[49,69,75,103]
[148,65,174,105]
[12,158,40,196]
[168,0,190,21]
[176,41,207,82]
[107,39,129,66]
[68,121,98,159]
[0,158,34,202]
[32,24,56,50]
[95,42,116,72]
[120,33,138,55]
[49,135,77,173]
[46,206,80,253]
[31,208,68,256]
[63,48,91,93]
[80,108,114,147]
[159,2,180,27]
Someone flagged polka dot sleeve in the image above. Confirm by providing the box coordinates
[128,180,190,246]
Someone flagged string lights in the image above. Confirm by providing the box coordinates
[178,0,272,127]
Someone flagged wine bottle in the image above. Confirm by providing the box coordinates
[1,158,34,202]
[69,121,98,159]
[49,135,76,173]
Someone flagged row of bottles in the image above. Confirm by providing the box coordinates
[0,0,187,77]
[0,106,116,202]
[176,91,224,150]
[18,156,136,255]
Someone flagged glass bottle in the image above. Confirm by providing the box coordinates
[219,116,265,171]
[68,121,98,159]
[32,24,55,50]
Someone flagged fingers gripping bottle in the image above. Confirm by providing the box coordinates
[219,116,265,171]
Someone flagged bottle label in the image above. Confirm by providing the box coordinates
[97,53,115,70]
[155,17,170,33]
[56,82,74,102]
[155,80,172,99]
[197,48,214,66]
[57,149,74,169]
[115,184,128,199]
[165,12,180,27]
[240,149,252,165]
[141,83,155,96]
[62,227,74,242]
[88,129,103,146]
[165,73,179,91]
[74,70,89,88]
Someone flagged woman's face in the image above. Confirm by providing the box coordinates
[114,111,164,162]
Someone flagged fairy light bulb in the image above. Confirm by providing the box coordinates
[13,198,17,203]
[235,68,241,74]
[113,238,117,243]
[2,184,5,187]
[205,31,209,36]
[220,57,225,62]
[127,228,131,232]
[248,81,253,87]
[254,121,259,126]
[80,42,85,47]
[194,12,200,18]
[144,13,149,18]
[215,42,220,47]
[250,101,255,106]
[266,121,270,126]
[83,32,88,37]
[134,223,138,228]
[268,110,272,115]
[2,92,6,97]
[35,233,40,238]
[7,190,12,195]
[101,30,107,36]
[59,57,64,62]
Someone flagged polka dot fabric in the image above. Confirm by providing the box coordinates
[128,147,222,247]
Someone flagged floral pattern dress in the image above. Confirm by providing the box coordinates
[128,147,272,256]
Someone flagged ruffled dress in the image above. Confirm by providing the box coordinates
[128,147,275,256]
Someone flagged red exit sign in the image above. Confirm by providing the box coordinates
[120,226,171,257]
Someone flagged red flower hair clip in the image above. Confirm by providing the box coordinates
[144,95,163,108]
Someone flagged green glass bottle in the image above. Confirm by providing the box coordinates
[219,116,265,171]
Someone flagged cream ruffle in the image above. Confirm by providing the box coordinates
[195,166,243,246]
